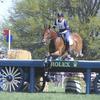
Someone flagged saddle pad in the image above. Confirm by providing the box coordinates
[69,36,73,45]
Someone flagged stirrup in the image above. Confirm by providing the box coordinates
[66,54,74,61]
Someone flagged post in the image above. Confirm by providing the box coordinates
[61,72,64,88]
[29,67,35,92]
[86,69,91,94]
[8,30,11,51]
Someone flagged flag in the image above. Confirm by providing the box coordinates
[6,34,13,43]
[3,29,9,36]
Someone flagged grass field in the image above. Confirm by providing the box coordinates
[0,83,100,100]
[0,92,100,100]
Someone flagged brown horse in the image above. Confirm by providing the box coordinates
[42,26,83,57]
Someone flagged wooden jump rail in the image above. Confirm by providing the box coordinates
[0,59,100,94]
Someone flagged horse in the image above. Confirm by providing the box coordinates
[42,26,83,58]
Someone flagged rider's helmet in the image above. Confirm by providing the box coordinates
[57,12,64,17]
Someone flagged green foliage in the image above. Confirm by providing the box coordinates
[10,0,45,58]
[8,0,100,59]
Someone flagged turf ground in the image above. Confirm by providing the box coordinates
[0,92,100,100]
[0,83,100,100]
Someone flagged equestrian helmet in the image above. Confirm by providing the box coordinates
[57,12,64,17]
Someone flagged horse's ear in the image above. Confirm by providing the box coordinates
[44,24,48,29]
[44,24,51,29]
[44,24,46,28]
[48,25,51,29]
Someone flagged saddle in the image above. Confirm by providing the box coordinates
[58,34,73,46]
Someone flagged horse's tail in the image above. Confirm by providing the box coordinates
[73,33,83,41]
[72,33,83,52]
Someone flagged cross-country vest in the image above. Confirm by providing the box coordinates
[55,19,67,32]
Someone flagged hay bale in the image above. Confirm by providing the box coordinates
[7,49,32,59]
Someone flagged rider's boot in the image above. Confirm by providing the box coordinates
[66,41,72,58]
[66,41,70,53]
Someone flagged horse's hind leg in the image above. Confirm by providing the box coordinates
[79,50,83,57]
[76,50,83,57]
[76,53,79,57]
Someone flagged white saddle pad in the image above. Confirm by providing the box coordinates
[69,36,73,45]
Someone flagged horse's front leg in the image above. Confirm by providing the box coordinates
[51,51,59,56]
[50,50,62,56]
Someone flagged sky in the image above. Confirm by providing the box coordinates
[0,0,99,23]
[0,0,14,23]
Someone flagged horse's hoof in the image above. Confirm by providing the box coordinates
[76,54,79,57]
[80,54,84,57]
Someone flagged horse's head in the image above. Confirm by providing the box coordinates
[42,25,57,45]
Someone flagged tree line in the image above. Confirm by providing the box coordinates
[4,0,100,59]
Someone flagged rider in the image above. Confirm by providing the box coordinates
[53,12,71,53]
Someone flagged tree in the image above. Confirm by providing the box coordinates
[9,0,100,59]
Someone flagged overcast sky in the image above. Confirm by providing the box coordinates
[0,0,13,23]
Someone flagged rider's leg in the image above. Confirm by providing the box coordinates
[65,31,71,54]
[66,41,70,50]
[66,41,71,55]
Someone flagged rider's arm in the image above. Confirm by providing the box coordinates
[64,20,70,30]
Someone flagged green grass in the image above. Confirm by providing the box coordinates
[0,92,100,100]
[0,83,100,100]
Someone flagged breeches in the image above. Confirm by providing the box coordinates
[58,30,70,43]
[65,30,70,42]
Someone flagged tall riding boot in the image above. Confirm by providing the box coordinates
[66,41,71,54]
[66,41,69,49]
